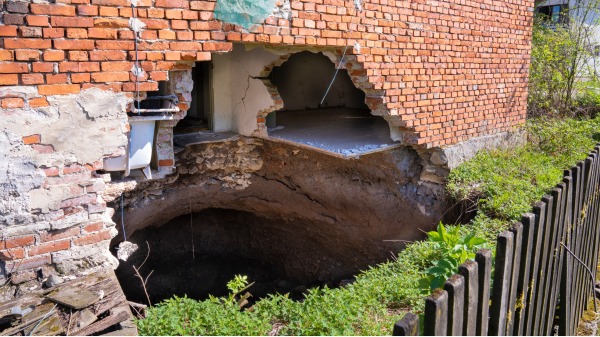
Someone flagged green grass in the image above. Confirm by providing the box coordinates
[137,116,600,336]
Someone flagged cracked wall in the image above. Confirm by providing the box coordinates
[0,87,131,299]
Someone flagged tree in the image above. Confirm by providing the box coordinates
[528,0,600,117]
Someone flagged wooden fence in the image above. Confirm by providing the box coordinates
[394,145,600,336]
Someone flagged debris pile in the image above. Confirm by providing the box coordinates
[0,271,136,336]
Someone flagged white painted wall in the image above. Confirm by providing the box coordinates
[212,44,282,135]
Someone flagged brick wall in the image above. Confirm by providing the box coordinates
[0,0,534,145]
[0,0,534,283]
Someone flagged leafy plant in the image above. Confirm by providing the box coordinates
[418,223,487,291]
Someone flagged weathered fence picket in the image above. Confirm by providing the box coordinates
[444,275,464,336]
[458,260,478,336]
[488,230,514,336]
[393,144,600,336]
[424,289,448,336]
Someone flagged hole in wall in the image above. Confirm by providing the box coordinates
[266,51,398,156]
[174,61,213,134]
[114,208,362,305]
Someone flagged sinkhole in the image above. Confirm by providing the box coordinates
[115,208,364,306]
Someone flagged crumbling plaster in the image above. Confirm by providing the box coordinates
[1,88,129,212]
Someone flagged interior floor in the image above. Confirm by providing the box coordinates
[268,107,398,156]
[173,116,210,135]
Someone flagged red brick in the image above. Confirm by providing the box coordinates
[18,27,42,38]
[46,73,68,84]
[202,42,232,51]
[38,84,81,95]
[2,98,25,109]
[100,61,132,72]
[90,50,126,61]
[122,81,158,92]
[51,16,94,27]
[66,28,88,39]
[41,227,80,243]
[32,62,54,73]
[93,17,128,28]
[0,74,19,85]
[0,62,28,73]
[83,222,104,233]
[30,4,76,16]
[21,74,44,85]
[43,50,65,61]
[4,255,51,272]
[91,71,130,82]
[155,0,188,8]
[0,248,25,260]
[43,28,65,38]
[29,97,49,107]
[158,159,174,166]
[15,50,40,61]
[43,167,59,176]
[4,38,51,49]
[87,28,118,39]
[0,26,18,37]
[169,41,202,51]
[73,229,112,246]
[4,235,35,249]
[28,240,70,256]
[0,51,13,61]
[54,39,95,50]
[68,51,89,61]
[78,4,99,15]
[71,73,91,83]
[25,15,49,26]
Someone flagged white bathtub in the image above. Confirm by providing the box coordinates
[103,115,174,178]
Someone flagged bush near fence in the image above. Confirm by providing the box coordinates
[395,144,600,336]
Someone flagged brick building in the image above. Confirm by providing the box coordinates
[0,0,534,295]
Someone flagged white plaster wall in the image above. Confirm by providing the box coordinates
[211,54,233,132]
[212,44,281,136]
[1,88,130,213]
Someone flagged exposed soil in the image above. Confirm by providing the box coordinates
[116,208,354,305]
[111,138,447,305]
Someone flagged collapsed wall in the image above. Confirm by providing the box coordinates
[0,0,534,299]
[111,136,446,303]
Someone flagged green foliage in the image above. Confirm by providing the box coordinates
[418,223,488,291]
[138,253,427,336]
[138,117,600,336]
[528,2,600,117]
[448,116,600,221]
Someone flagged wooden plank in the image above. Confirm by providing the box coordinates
[459,260,478,336]
[393,313,419,336]
[488,230,514,336]
[532,194,553,336]
[544,184,566,335]
[444,274,465,336]
[47,287,102,310]
[553,178,570,333]
[514,213,535,336]
[574,154,597,332]
[558,189,578,336]
[506,222,523,335]
[524,202,546,336]
[71,310,129,336]
[69,309,98,333]
[475,249,492,336]
[570,167,591,326]
[424,289,448,336]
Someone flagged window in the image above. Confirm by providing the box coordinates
[537,4,568,24]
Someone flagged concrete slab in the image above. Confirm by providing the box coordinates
[174,131,239,147]
[268,108,399,157]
